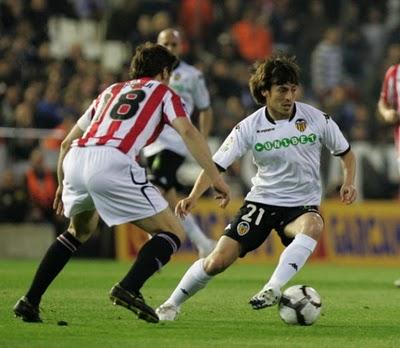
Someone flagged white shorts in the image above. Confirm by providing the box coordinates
[62,146,168,226]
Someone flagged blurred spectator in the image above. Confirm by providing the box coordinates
[35,85,63,128]
[70,0,106,20]
[311,26,344,101]
[7,103,39,166]
[0,168,28,223]
[322,85,357,139]
[296,0,329,84]
[0,85,22,127]
[231,9,273,63]
[24,148,57,223]
[179,0,214,42]
[361,7,386,72]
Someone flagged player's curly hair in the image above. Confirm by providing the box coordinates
[249,53,300,105]
[129,42,178,79]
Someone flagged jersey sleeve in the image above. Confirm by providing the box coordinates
[77,99,97,131]
[213,122,251,169]
[191,72,210,110]
[162,88,190,125]
[320,114,350,156]
[380,65,397,107]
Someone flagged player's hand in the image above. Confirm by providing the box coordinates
[53,185,64,215]
[211,175,230,209]
[340,184,357,205]
[175,196,197,218]
[383,109,399,123]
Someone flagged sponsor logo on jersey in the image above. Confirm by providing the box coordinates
[220,135,234,152]
[237,221,250,236]
[254,133,317,151]
[256,127,275,133]
[295,118,307,132]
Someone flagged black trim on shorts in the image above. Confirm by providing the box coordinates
[130,167,148,185]
[140,186,157,211]
[223,201,322,257]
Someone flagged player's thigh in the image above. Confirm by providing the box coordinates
[132,207,185,240]
[162,187,180,209]
[69,209,99,243]
[284,212,323,240]
[203,236,241,275]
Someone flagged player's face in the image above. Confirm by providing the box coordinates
[264,83,297,119]
[158,33,181,57]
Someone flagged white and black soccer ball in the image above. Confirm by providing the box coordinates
[278,285,322,326]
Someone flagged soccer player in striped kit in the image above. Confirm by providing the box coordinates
[144,29,217,258]
[156,54,357,321]
[377,61,400,287]
[13,43,230,323]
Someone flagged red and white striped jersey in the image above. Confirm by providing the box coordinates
[380,64,400,154]
[72,78,188,159]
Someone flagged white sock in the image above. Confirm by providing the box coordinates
[266,234,317,290]
[182,214,212,251]
[166,258,212,307]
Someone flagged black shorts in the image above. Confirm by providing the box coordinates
[224,201,321,257]
[146,150,185,191]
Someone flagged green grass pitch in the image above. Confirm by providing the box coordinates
[1,259,399,348]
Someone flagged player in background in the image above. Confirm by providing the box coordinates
[156,54,357,321]
[377,62,400,287]
[13,43,230,324]
[143,29,216,258]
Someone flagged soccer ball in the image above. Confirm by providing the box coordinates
[278,285,322,326]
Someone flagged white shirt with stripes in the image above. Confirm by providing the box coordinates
[380,64,400,155]
[73,78,188,160]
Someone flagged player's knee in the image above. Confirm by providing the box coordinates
[304,213,324,241]
[170,223,185,241]
[68,225,94,243]
[203,253,229,276]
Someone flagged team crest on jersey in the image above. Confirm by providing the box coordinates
[173,72,181,81]
[295,119,307,132]
[237,221,250,236]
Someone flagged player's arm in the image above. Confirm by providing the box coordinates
[171,117,230,207]
[53,125,84,215]
[198,107,213,137]
[338,149,357,205]
[377,98,398,124]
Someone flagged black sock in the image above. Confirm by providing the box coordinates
[25,231,82,306]
[119,232,181,293]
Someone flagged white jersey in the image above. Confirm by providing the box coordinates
[143,60,211,157]
[213,102,350,206]
[72,78,188,160]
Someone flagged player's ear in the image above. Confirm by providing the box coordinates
[161,67,170,83]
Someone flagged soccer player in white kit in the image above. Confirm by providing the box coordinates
[144,29,216,257]
[377,62,400,287]
[156,54,357,320]
[13,43,230,323]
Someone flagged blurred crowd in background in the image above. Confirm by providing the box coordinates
[1,0,400,230]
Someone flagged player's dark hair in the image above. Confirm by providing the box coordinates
[249,54,300,105]
[129,42,178,79]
